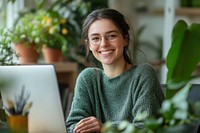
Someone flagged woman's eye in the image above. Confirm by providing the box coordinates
[91,37,100,42]
[107,34,117,40]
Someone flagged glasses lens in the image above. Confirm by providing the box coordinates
[89,35,101,45]
[88,31,119,45]
[106,32,118,42]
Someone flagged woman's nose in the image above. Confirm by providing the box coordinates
[100,37,109,47]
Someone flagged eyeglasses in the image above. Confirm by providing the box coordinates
[87,31,120,46]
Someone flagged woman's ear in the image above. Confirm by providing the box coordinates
[85,39,92,51]
[123,39,128,46]
[89,45,92,51]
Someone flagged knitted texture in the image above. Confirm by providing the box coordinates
[66,63,164,132]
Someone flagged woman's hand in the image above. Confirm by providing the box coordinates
[73,116,103,133]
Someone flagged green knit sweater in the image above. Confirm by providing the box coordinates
[66,63,164,132]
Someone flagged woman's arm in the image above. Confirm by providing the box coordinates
[131,64,164,128]
[66,68,98,133]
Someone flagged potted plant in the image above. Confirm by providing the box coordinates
[5,0,104,66]
[35,0,92,63]
[101,20,200,133]
[48,0,92,65]
[0,29,17,65]
[10,13,42,64]
[4,0,91,64]
[34,10,69,63]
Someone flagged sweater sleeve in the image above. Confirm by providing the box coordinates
[66,68,95,133]
[132,64,164,128]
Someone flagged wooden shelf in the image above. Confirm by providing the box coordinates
[151,7,200,17]
[52,62,78,93]
[176,8,200,16]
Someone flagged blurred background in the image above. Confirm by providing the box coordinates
[0,0,200,83]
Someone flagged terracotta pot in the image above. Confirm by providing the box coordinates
[15,43,38,64]
[42,46,65,63]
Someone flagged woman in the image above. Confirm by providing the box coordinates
[67,8,164,133]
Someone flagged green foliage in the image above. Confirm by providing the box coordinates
[33,10,68,53]
[0,29,17,65]
[159,83,193,126]
[102,121,137,133]
[6,0,15,3]
[50,0,91,49]
[38,0,92,57]
[10,13,41,47]
[3,0,92,57]
[166,20,200,99]
[85,0,108,10]
[181,0,200,7]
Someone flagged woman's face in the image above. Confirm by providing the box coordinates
[88,19,127,66]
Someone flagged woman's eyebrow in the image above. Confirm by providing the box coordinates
[89,33,100,36]
[106,30,119,34]
[89,30,119,36]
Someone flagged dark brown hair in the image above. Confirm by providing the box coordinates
[81,8,133,65]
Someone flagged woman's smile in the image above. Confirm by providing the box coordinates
[99,49,114,56]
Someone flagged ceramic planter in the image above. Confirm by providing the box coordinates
[15,43,38,64]
[42,46,65,63]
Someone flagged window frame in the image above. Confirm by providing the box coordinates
[6,0,24,28]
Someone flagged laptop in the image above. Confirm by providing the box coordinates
[0,65,67,133]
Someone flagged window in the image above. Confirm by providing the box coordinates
[0,0,6,28]
[0,0,24,29]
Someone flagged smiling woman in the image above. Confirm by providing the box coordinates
[66,8,164,133]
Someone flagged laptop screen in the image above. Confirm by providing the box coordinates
[0,65,67,133]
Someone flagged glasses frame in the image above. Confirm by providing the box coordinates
[86,31,121,46]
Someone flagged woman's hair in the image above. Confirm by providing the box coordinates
[81,8,133,65]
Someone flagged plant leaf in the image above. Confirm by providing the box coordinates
[166,20,200,99]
